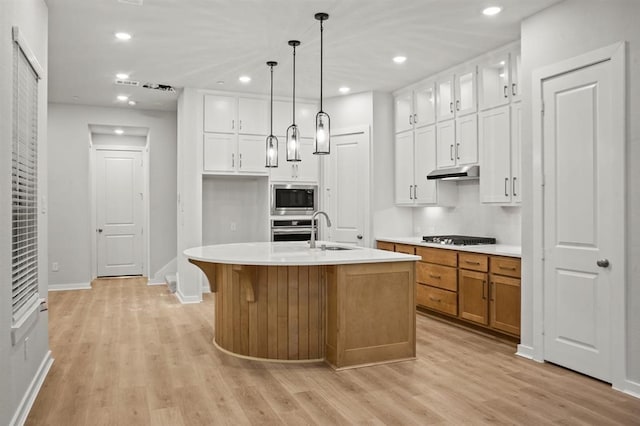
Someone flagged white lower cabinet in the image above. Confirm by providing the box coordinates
[479,104,521,204]
[395,126,456,206]
[203,133,267,174]
[269,138,318,182]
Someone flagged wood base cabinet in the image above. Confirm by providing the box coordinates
[458,269,489,325]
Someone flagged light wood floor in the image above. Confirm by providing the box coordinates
[27,277,640,425]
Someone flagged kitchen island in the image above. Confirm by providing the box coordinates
[184,242,420,369]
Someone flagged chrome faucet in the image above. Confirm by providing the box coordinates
[309,211,332,248]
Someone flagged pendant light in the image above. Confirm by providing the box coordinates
[265,61,279,168]
[286,40,301,162]
[314,12,330,155]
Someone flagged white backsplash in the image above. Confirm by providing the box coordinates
[412,181,521,245]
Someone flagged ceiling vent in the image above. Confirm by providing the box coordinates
[142,83,176,93]
[118,0,143,6]
[115,79,140,87]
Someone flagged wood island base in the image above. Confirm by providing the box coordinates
[189,259,416,369]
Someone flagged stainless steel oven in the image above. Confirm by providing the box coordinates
[271,184,318,216]
[271,219,317,242]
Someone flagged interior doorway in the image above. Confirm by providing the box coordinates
[532,42,626,388]
[89,125,150,278]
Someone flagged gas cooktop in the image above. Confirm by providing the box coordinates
[422,235,497,246]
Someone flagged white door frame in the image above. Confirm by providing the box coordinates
[90,142,150,280]
[531,42,626,390]
[319,125,372,247]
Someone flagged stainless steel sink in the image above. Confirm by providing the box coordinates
[322,245,353,251]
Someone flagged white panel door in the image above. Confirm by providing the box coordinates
[455,67,477,116]
[238,98,269,135]
[414,125,437,204]
[394,131,414,205]
[436,76,454,121]
[394,91,413,133]
[203,95,236,133]
[203,133,235,172]
[237,135,267,174]
[543,59,618,382]
[323,131,369,246]
[414,82,436,128]
[96,150,143,277]
[479,105,511,203]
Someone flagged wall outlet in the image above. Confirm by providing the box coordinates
[230,222,237,231]
[52,262,59,272]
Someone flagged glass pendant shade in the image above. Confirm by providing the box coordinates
[286,40,301,162]
[314,111,330,154]
[265,134,278,167]
[265,60,279,168]
[314,13,330,155]
[286,124,301,161]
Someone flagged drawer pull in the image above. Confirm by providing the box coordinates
[499,266,517,271]
[429,274,441,279]
[429,297,442,303]
[465,260,481,265]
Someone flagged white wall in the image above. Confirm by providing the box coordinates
[1,0,50,424]
[324,91,412,243]
[47,104,177,285]
[521,0,640,388]
[413,182,522,244]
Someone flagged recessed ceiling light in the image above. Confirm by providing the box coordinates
[117,95,129,101]
[116,73,129,79]
[339,87,350,94]
[238,75,251,83]
[114,129,124,135]
[115,32,132,41]
[128,100,136,106]
[393,56,407,64]
[482,6,502,16]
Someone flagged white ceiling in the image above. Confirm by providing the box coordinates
[47,0,561,112]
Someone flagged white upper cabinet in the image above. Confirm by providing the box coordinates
[394,90,413,133]
[510,102,522,203]
[204,95,236,133]
[478,44,521,110]
[436,65,477,121]
[269,138,318,182]
[203,134,266,174]
[272,100,316,139]
[395,131,414,204]
[436,120,456,168]
[435,114,477,169]
[394,81,436,134]
[296,102,317,139]
[238,98,269,135]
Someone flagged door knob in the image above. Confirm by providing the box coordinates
[596,258,610,268]
[356,234,363,240]
[98,228,103,233]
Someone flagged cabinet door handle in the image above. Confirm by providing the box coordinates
[429,297,442,303]
[490,282,495,301]
[232,153,235,168]
[239,153,242,168]
[512,177,517,196]
[503,85,508,98]
[465,260,480,265]
[455,100,460,111]
[505,177,509,196]
[409,185,413,200]
[409,115,413,126]
[482,280,487,300]
[413,114,417,124]
[498,265,517,271]
[512,83,517,97]
[239,120,242,130]
[231,119,235,130]
[456,143,460,160]
[413,185,418,200]
[429,274,441,279]
[450,144,454,161]
[449,102,454,114]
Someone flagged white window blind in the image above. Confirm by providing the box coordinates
[11,36,40,322]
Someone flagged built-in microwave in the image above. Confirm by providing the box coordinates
[271,184,318,216]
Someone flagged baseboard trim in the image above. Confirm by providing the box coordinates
[147,278,166,286]
[175,288,202,304]
[617,379,640,399]
[516,344,536,360]
[48,282,91,292]
[10,350,54,426]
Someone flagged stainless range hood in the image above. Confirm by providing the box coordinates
[426,165,479,181]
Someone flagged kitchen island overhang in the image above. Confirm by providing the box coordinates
[184,242,420,369]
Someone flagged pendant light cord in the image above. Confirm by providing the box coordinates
[320,19,324,111]
[269,65,274,135]
[292,45,296,125]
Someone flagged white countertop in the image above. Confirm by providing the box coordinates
[376,237,521,258]
[184,241,421,266]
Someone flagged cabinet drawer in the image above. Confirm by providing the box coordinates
[415,247,457,267]
[416,262,457,291]
[395,244,416,255]
[490,256,521,278]
[459,252,488,272]
[417,284,457,316]
[376,241,395,252]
